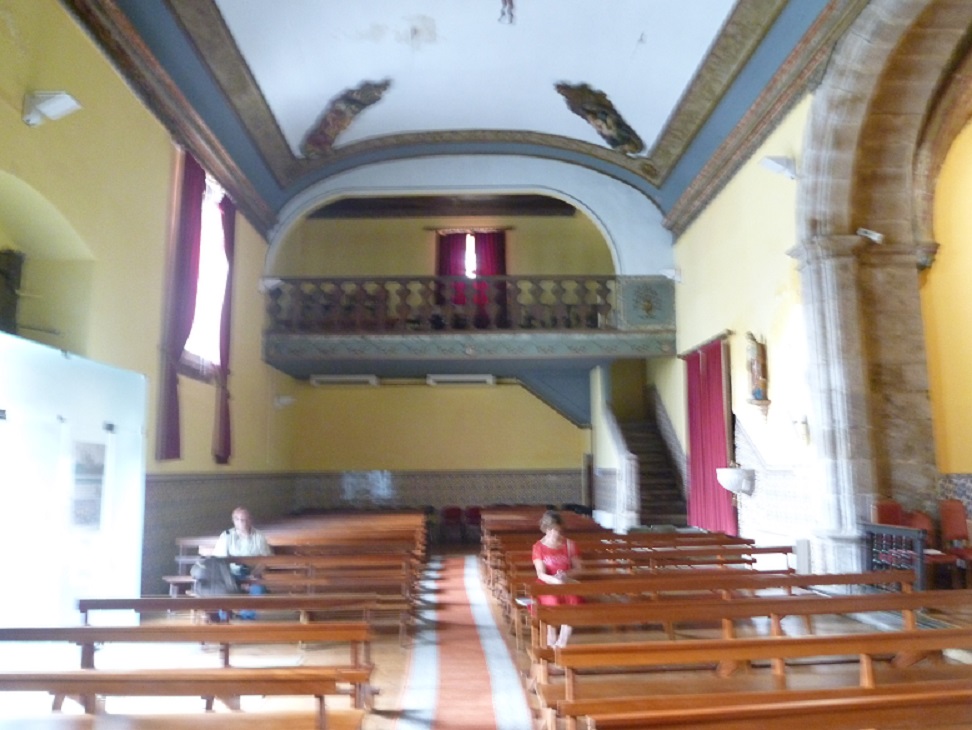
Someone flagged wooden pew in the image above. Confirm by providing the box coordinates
[542,624,972,730]
[0,667,366,730]
[0,622,374,710]
[77,593,414,646]
[574,680,972,729]
[497,539,786,629]
[0,712,365,730]
[534,587,972,650]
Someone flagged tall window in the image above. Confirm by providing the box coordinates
[157,152,237,463]
[182,175,229,371]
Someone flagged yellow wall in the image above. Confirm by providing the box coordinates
[610,360,647,422]
[926,119,972,472]
[287,381,588,470]
[651,95,813,464]
[0,0,290,474]
[0,0,608,477]
[277,211,613,276]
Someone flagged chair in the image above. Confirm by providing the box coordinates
[873,498,907,526]
[939,499,972,587]
[908,509,960,589]
[463,506,483,545]
[872,498,958,589]
[439,506,464,545]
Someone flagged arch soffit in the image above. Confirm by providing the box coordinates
[0,171,92,261]
[266,156,671,278]
[802,0,972,246]
[799,0,938,243]
[914,27,972,244]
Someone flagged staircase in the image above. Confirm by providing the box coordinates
[620,420,688,528]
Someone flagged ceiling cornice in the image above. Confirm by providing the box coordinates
[165,0,782,190]
[60,0,276,234]
[664,0,870,237]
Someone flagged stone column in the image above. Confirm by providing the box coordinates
[791,235,875,573]
[858,242,937,514]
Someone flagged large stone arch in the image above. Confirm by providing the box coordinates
[795,0,972,570]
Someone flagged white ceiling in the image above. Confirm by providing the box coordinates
[214,0,735,156]
[68,0,859,233]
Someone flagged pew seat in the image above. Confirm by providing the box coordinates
[0,668,367,730]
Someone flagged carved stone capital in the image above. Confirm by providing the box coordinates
[787,235,864,267]
[915,241,940,271]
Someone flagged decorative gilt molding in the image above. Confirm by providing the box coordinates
[665,0,870,237]
[61,0,276,234]
[263,331,676,375]
[645,0,787,181]
[162,0,792,189]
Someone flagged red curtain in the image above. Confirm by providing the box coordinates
[436,233,469,304]
[686,338,736,533]
[212,196,236,464]
[156,154,205,461]
[435,231,506,321]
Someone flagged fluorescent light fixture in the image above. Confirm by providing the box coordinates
[23,91,82,127]
[426,374,495,386]
[309,374,379,386]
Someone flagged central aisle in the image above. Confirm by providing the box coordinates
[396,555,533,730]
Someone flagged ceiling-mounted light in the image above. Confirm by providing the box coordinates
[22,91,82,127]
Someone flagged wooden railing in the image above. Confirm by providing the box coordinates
[265,275,617,334]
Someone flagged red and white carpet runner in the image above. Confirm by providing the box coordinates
[396,555,531,730]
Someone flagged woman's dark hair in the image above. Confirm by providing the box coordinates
[539,509,563,532]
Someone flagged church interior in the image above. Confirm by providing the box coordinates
[5,0,972,727]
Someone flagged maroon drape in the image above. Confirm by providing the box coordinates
[686,338,736,533]
[156,154,205,461]
[435,231,506,320]
[474,231,506,319]
[436,233,469,304]
[212,196,236,464]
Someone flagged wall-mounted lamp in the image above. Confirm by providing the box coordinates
[716,467,756,496]
[759,155,797,180]
[23,91,82,127]
[856,228,885,245]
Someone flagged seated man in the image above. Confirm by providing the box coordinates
[210,506,273,619]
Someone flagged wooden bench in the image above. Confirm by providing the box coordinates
[0,711,365,730]
[518,568,916,654]
[495,539,783,607]
[541,625,972,730]
[0,667,366,730]
[574,680,972,729]
[78,593,414,646]
[0,621,374,710]
[534,586,972,650]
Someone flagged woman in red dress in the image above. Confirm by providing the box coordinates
[532,510,582,647]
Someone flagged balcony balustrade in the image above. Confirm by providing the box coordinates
[265,275,617,334]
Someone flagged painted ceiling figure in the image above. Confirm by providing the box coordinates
[555,82,644,155]
[301,79,392,158]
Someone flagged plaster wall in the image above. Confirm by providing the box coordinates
[268,156,672,276]
[283,210,613,277]
[927,119,972,473]
[652,96,813,466]
[286,381,587,471]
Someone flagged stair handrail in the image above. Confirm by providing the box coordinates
[603,408,640,532]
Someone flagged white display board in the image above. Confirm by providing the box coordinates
[0,332,146,626]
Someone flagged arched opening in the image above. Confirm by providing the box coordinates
[0,171,94,355]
